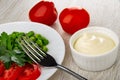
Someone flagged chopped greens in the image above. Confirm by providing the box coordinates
[0,31,49,69]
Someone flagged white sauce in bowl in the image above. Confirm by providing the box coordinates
[74,32,115,55]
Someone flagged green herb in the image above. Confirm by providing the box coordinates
[0,31,49,69]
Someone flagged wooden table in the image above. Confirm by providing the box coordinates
[0,0,120,80]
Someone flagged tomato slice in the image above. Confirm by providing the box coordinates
[3,63,24,80]
[18,63,41,80]
[0,61,5,76]
[0,77,4,80]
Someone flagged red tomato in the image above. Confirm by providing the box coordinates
[0,77,4,80]
[59,8,90,34]
[29,1,57,26]
[18,63,41,80]
[0,61,5,76]
[3,63,24,80]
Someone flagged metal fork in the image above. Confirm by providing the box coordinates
[17,36,87,80]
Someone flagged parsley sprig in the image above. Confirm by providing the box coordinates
[0,32,32,69]
[0,31,49,69]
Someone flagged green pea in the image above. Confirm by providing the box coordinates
[26,31,34,37]
[11,32,17,35]
[14,32,19,37]
[41,37,49,45]
[18,32,25,37]
[35,34,42,39]
[42,46,48,52]
[10,33,16,40]
[36,39,43,47]
[30,36,36,42]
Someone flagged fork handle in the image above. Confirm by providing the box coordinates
[56,64,87,80]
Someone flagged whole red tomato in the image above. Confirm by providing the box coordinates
[59,8,90,34]
[29,1,57,26]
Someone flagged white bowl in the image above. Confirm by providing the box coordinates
[69,27,119,71]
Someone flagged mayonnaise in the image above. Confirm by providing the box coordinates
[74,32,115,55]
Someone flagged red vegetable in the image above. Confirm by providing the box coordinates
[3,64,24,80]
[29,1,57,26]
[59,8,90,34]
[18,63,41,80]
[0,61,5,76]
[0,77,4,80]
[0,63,41,80]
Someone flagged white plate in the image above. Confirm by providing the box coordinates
[0,22,65,80]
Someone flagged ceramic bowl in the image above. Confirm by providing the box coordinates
[69,27,119,71]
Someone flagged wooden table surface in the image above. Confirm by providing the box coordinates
[0,0,120,80]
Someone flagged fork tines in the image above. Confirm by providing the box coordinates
[17,36,46,64]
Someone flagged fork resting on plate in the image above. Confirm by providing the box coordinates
[17,36,87,80]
